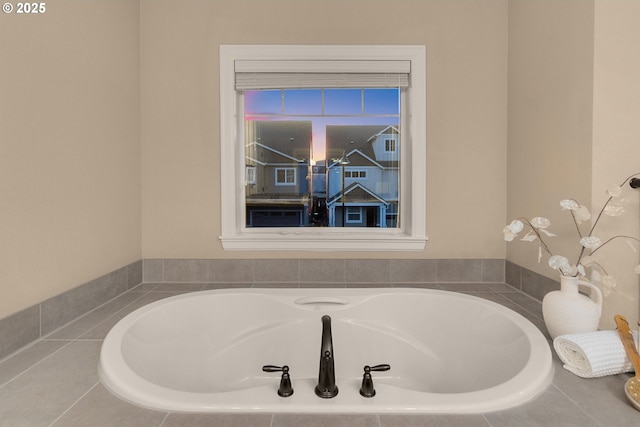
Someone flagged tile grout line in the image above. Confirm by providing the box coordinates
[0,339,74,389]
[547,383,601,426]
[46,380,102,427]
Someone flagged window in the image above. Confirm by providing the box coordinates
[245,166,256,184]
[346,207,362,223]
[385,139,397,152]
[275,168,296,185]
[219,45,426,251]
[345,170,367,179]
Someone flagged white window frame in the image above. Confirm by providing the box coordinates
[275,168,296,186]
[219,45,427,251]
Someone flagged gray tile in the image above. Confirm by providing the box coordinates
[299,282,347,288]
[501,292,544,319]
[552,361,640,425]
[210,259,255,283]
[437,259,482,282]
[130,282,161,292]
[300,259,346,283]
[505,261,521,289]
[50,383,166,427]
[0,305,40,360]
[151,283,205,292]
[390,259,437,283]
[481,259,504,282]
[485,282,519,293]
[252,282,299,288]
[345,259,390,284]
[392,283,441,289]
[46,291,146,340]
[0,340,67,386]
[380,414,490,427]
[484,385,598,427]
[439,283,492,293]
[203,282,253,290]
[143,259,164,282]
[163,413,272,427]
[346,282,390,288]
[41,268,128,335]
[0,341,101,427]
[126,260,143,289]
[164,259,211,282]
[272,413,381,427]
[521,268,558,301]
[254,259,299,283]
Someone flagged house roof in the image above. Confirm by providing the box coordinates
[327,182,389,206]
[245,121,312,164]
[326,124,399,168]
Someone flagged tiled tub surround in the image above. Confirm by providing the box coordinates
[0,261,142,361]
[0,259,503,361]
[2,281,640,426]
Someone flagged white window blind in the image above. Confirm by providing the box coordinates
[235,60,410,90]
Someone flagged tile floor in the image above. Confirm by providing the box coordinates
[0,282,638,427]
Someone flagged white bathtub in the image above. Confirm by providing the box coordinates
[99,288,553,414]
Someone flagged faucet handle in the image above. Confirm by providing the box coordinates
[367,364,391,372]
[262,365,294,397]
[360,364,391,398]
[262,365,287,372]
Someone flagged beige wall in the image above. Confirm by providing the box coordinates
[508,0,640,327]
[140,0,510,260]
[4,0,637,325]
[592,0,640,328]
[0,1,141,319]
[507,0,594,277]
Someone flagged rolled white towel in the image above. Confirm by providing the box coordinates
[553,330,639,378]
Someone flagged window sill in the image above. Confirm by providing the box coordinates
[219,231,427,251]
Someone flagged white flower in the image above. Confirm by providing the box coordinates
[508,219,524,234]
[560,200,590,223]
[605,185,623,198]
[503,225,516,242]
[560,199,580,211]
[591,270,602,282]
[574,206,591,223]
[580,236,602,250]
[530,217,550,229]
[548,255,570,271]
[503,220,524,241]
[603,204,625,217]
[577,264,586,276]
[520,230,538,242]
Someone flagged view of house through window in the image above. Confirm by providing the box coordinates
[244,88,401,228]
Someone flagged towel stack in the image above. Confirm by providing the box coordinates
[553,330,639,378]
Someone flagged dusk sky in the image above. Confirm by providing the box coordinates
[244,88,400,163]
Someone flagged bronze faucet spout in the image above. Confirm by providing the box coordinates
[315,315,338,398]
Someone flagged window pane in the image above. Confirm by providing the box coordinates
[364,88,399,115]
[324,89,361,115]
[245,90,281,116]
[244,88,400,229]
[283,89,322,115]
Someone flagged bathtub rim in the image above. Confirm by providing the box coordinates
[99,287,554,414]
